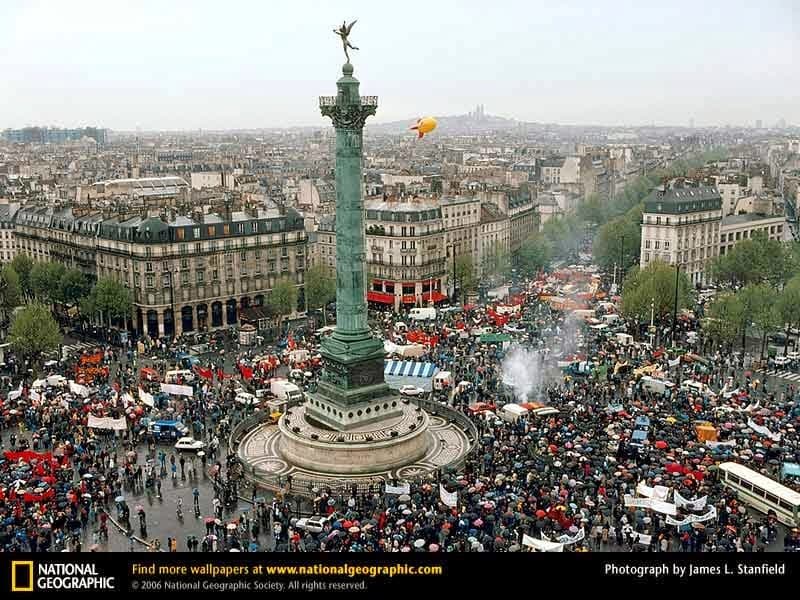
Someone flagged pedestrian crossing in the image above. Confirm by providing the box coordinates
[755,368,800,382]
[61,341,100,357]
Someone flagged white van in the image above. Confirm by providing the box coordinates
[409,307,437,321]
[640,375,674,396]
[615,333,634,346]
[433,371,452,391]
[500,404,529,423]
[602,314,621,325]
[680,380,715,398]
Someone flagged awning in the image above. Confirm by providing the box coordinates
[401,295,417,304]
[367,291,395,304]
[422,291,448,302]
[384,360,437,378]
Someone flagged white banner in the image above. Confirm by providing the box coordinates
[674,490,708,511]
[634,533,652,546]
[706,439,736,449]
[747,418,781,441]
[624,494,678,516]
[665,505,717,526]
[439,484,458,508]
[121,392,134,406]
[555,527,585,546]
[636,481,671,501]
[138,387,154,407]
[69,381,90,398]
[668,358,680,368]
[29,389,41,402]
[160,383,194,397]
[87,415,127,431]
[385,483,411,495]
[522,534,563,552]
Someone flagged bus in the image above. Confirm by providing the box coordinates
[719,462,800,527]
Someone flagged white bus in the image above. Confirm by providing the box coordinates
[719,462,800,527]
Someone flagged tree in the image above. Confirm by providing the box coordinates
[620,260,694,326]
[593,204,642,275]
[576,193,606,224]
[776,276,800,353]
[9,303,62,365]
[541,216,583,262]
[516,235,551,277]
[704,293,744,351]
[482,248,512,281]
[0,265,22,325]
[710,232,791,288]
[737,284,776,354]
[304,265,336,325]
[268,278,298,332]
[454,255,475,300]
[84,277,133,327]
[30,262,66,304]
[10,254,33,298]
[59,268,90,306]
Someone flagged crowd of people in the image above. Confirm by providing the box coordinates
[2,268,800,553]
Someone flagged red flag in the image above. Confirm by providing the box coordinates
[288,334,296,351]
[195,366,213,381]
[239,365,254,380]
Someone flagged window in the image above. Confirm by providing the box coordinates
[251,222,258,233]
[146,247,152,258]
[207,225,216,236]
[644,252,650,262]
[197,271,204,283]
[223,224,230,235]
[224,240,233,251]
[146,275,154,288]
[146,262,153,272]
[645,240,651,249]
[237,223,244,234]
[226,253,233,264]
[195,242,201,254]
[181,258,189,269]
[664,241,670,250]
[655,241,660,250]
[176,228,185,241]
[181,272,189,285]
[193,227,201,238]
[180,243,188,255]
[212,269,219,280]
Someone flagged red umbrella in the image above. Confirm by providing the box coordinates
[535,510,546,518]
[655,440,668,449]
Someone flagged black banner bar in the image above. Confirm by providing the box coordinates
[0,553,796,595]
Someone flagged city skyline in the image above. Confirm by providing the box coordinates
[1,0,799,130]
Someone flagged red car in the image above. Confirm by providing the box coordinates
[467,402,496,415]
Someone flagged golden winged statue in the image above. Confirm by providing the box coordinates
[333,20,359,63]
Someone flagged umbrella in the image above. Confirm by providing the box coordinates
[398,494,411,502]
[227,523,237,531]
[348,526,360,534]
[115,496,125,503]
[414,539,425,548]
[82,473,94,479]
[429,543,440,552]
[205,517,216,524]
[214,519,222,526]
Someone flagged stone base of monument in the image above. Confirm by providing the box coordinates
[277,400,430,475]
[236,398,476,493]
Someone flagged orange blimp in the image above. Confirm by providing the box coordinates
[410,116,437,139]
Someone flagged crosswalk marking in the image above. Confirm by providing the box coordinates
[62,341,101,356]
[756,368,800,382]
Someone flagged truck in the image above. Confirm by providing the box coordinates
[270,379,304,404]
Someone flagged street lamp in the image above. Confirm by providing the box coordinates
[671,263,681,347]
[649,298,656,348]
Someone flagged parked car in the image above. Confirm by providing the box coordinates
[399,385,425,396]
[295,515,332,533]
[174,437,205,451]
[774,355,792,368]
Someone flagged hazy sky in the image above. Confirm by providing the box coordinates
[1,0,798,130]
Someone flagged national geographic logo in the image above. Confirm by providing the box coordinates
[11,561,116,592]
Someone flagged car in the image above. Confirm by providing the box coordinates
[467,402,496,415]
[399,385,425,396]
[235,391,259,406]
[295,515,331,533]
[786,351,800,362]
[774,355,792,368]
[174,437,205,451]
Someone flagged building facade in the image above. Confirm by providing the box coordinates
[13,202,307,338]
[718,214,786,255]
[640,183,722,286]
